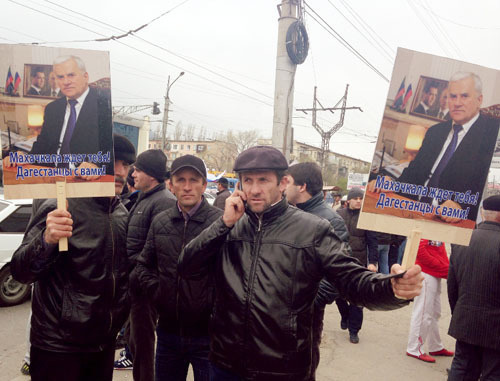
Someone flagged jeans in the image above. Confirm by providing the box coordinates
[155,328,210,381]
[336,298,363,334]
[397,239,407,265]
[209,363,243,381]
[377,244,390,274]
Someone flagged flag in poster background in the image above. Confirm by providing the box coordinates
[5,66,14,94]
[13,72,21,93]
[401,84,413,111]
[391,77,405,110]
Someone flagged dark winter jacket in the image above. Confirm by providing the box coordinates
[448,221,500,350]
[296,192,349,306]
[127,183,176,297]
[213,188,231,210]
[11,197,129,353]
[296,192,348,242]
[337,207,378,266]
[179,197,407,380]
[135,198,222,337]
[121,190,140,211]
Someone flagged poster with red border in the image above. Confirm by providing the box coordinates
[1,44,114,200]
[358,48,500,245]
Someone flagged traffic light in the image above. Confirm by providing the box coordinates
[152,102,161,115]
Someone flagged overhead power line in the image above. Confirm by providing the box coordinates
[325,0,394,64]
[6,0,273,107]
[303,1,390,83]
[39,0,272,100]
[338,0,396,56]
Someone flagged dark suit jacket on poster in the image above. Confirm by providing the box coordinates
[397,114,499,221]
[414,103,428,115]
[449,221,500,351]
[30,87,113,169]
[27,86,42,96]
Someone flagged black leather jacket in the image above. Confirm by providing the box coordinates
[136,198,222,336]
[297,192,349,307]
[179,197,407,380]
[11,197,129,353]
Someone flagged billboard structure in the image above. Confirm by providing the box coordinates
[1,44,114,200]
[359,48,500,246]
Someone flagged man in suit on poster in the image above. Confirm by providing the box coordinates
[26,67,46,96]
[370,72,499,223]
[29,55,113,175]
[47,71,62,97]
[414,82,438,115]
[430,89,451,121]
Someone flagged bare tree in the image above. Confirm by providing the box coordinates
[226,130,260,155]
[198,141,236,172]
[197,126,205,141]
[173,121,183,140]
[185,124,196,141]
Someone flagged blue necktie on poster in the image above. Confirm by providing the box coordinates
[60,99,78,155]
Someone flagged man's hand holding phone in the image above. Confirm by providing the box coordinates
[222,184,246,228]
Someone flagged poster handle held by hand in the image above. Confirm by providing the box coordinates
[401,229,422,270]
[56,181,68,252]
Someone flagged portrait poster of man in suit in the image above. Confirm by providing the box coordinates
[0,44,115,199]
[360,48,500,245]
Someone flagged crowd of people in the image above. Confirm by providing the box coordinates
[10,140,500,381]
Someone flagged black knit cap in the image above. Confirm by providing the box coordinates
[482,195,500,211]
[134,149,167,182]
[233,146,288,172]
[114,134,136,165]
[347,187,364,200]
[171,155,207,179]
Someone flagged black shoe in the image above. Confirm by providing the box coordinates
[340,319,348,330]
[349,332,359,344]
[20,362,30,375]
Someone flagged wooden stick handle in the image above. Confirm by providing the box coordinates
[56,181,68,252]
[401,229,422,270]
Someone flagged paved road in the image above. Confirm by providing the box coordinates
[0,288,454,381]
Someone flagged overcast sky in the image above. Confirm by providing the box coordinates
[2,0,500,164]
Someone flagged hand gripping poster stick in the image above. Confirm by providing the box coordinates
[56,181,68,251]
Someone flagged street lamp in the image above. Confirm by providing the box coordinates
[162,71,185,151]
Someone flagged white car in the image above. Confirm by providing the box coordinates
[204,192,216,205]
[0,196,32,306]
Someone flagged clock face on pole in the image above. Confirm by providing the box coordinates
[286,20,309,65]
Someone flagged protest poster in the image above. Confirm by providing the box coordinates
[1,44,114,200]
[358,48,500,246]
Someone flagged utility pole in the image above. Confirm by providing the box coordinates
[296,85,362,169]
[162,72,185,151]
[272,0,308,160]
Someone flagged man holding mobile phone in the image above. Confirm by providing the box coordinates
[179,146,424,380]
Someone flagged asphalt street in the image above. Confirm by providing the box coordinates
[0,287,454,380]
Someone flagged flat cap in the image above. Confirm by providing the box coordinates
[233,146,288,172]
[171,154,207,179]
[114,134,136,165]
[482,195,500,211]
